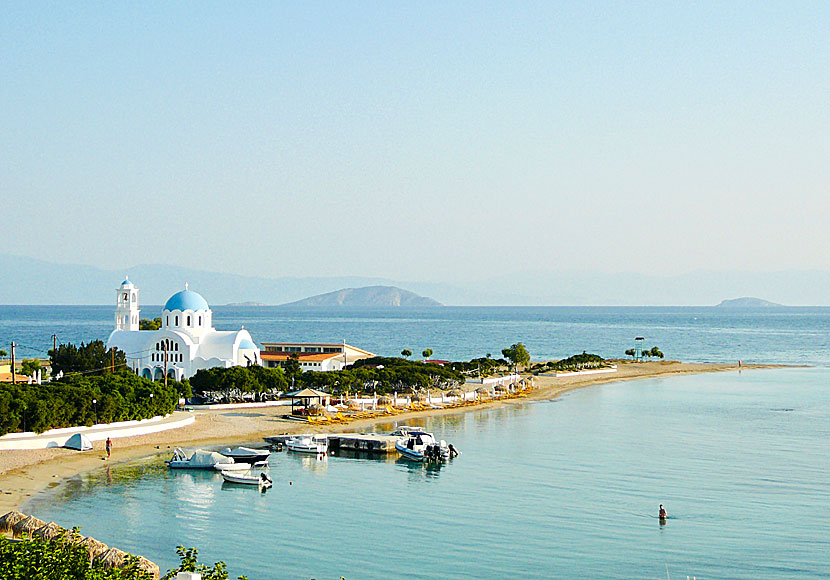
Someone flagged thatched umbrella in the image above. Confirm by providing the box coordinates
[136,556,161,579]
[33,521,66,541]
[94,546,129,569]
[0,510,26,537]
[377,395,392,405]
[79,536,110,560]
[411,392,426,402]
[12,515,46,538]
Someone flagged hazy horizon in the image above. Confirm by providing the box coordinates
[2,3,828,286]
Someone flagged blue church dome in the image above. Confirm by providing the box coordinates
[237,339,257,350]
[164,289,209,312]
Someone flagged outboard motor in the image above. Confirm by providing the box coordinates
[448,443,459,458]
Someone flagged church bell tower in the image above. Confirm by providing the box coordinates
[115,277,140,331]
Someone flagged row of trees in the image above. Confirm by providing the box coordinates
[624,346,664,360]
[400,348,433,359]
[530,351,607,373]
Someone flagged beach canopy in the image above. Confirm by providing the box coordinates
[136,556,161,579]
[12,515,47,538]
[285,388,331,413]
[0,510,26,535]
[33,521,66,541]
[64,432,93,451]
[78,536,110,559]
[95,546,128,569]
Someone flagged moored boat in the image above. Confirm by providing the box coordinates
[394,429,458,462]
[220,470,273,488]
[285,434,328,454]
[166,448,230,469]
[220,446,271,464]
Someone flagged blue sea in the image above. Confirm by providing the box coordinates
[7,306,830,578]
[3,304,830,365]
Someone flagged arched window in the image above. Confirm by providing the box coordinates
[175,316,179,326]
[166,316,169,326]
[187,315,191,326]
[198,316,202,326]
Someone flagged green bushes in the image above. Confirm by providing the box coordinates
[0,534,151,580]
[0,372,181,436]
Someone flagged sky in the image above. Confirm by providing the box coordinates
[2,2,828,283]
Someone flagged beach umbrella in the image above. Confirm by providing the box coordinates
[0,510,26,536]
[378,395,392,405]
[95,546,129,569]
[33,521,66,541]
[79,536,110,560]
[136,555,161,579]
[12,515,46,538]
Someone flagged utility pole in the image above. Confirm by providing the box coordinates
[11,342,16,385]
[110,349,114,373]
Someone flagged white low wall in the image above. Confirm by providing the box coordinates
[0,413,196,450]
[554,366,618,378]
[185,400,290,411]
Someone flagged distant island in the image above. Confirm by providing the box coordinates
[224,301,268,307]
[279,285,443,307]
[716,297,783,308]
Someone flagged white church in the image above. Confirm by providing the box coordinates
[106,278,260,381]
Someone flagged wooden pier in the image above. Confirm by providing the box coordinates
[264,432,399,454]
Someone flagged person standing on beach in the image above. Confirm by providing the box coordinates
[105,437,112,459]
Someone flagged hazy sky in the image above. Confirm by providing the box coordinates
[2,2,827,282]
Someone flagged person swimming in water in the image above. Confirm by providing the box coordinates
[659,504,667,519]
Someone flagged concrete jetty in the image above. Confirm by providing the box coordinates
[264,432,399,454]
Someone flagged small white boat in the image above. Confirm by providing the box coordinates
[213,461,251,472]
[167,448,229,469]
[220,470,273,488]
[285,434,328,454]
[220,446,271,464]
[395,429,457,462]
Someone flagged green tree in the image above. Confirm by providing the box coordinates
[163,546,247,580]
[401,349,412,359]
[283,352,301,380]
[21,359,44,377]
[649,346,664,359]
[422,348,433,360]
[0,349,7,359]
[624,348,636,360]
[502,342,530,370]
[139,317,162,330]
[50,341,127,378]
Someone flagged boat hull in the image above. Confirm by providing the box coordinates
[220,471,272,487]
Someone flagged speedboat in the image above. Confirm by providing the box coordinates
[394,429,456,462]
[220,470,273,488]
[220,446,271,464]
[285,434,328,454]
[167,448,229,469]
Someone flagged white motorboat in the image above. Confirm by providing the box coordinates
[285,434,328,454]
[166,448,229,469]
[220,470,273,488]
[394,429,458,462]
[220,446,271,464]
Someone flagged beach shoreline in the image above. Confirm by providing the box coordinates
[0,360,783,515]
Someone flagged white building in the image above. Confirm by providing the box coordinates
[260,341,375,372]
[106,278,260,381]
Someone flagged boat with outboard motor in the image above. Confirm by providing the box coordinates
[394,428,458,462]
[285,434,328,454]
[220,470,273,488]
[220,446,271,464]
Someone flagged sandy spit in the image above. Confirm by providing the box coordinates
[0,361,780,514]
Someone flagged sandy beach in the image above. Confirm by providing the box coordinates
[0,360,774,515]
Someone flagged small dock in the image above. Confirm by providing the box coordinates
[264,432,399,454]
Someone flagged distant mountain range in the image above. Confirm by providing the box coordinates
[716,297,783,308]
[279,286,442,307]
[3,254,830,306]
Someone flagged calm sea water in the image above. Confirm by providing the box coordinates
[25,368,830,579]
[3,305,830,365]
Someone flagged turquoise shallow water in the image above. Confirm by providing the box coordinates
[26,368,830,579]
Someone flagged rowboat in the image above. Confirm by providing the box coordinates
[220,470,273,488]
